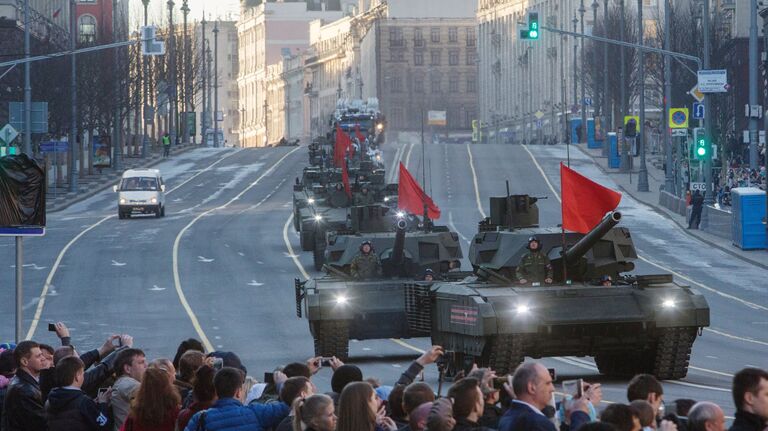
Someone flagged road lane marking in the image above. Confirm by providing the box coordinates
[404,143,414,170]
[283,214,310,280]
[388,145,405,183]
[466,145,487,218]
[519,144,768,316]
[173,147,301,351]
[704,327,768,346]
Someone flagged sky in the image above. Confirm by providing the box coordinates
[128,0,240,29]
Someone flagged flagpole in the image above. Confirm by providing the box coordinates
[560,163,569,283]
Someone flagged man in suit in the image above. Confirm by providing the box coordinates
[499,362,589,431]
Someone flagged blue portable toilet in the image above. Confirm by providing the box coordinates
[607,133,620,168]
[731,187,767,250]
[570,119,582,144]
[587,119,602,149]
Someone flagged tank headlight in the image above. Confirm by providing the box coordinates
[119,198,126,204]
[376,123,384,131]
[384,197,390,202]
[515,304,531,314]
[335,295,348,305]
[314,215,323,222]
[376,154,382,160]
[308,198,315,204]
[396,211,405,219]
[662,299,676,308]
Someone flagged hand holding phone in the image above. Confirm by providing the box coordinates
[264,372,274,385]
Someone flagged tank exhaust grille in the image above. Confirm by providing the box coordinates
[404,283,432,335]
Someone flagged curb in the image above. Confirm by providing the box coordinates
[574,144,768,271]
[46,145,196,214]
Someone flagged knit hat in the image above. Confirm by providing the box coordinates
[207,351,247,374]
[427,398,455,431]
[331,364,363,393]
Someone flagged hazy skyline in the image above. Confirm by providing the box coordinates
[128,0,240,28]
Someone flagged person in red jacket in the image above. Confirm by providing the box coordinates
[120,368,180,431]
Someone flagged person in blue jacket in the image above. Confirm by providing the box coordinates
[185,367,289,431]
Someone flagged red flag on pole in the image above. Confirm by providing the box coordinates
[341,158,352,198]
[560,163,621,233]
[398,162,441,220]
[354,124,366,143]
[334,124,351,167]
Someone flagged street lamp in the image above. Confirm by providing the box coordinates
[637,0,649,192]
[579,0,587,145]
[181,0,190,144]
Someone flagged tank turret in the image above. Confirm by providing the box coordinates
[479,194,541,231]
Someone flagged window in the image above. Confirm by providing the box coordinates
[430,50,441,66]
[466,28,476,46]
[78,15,96,43]
[448,27,458,43]
[431,27,440,43]
[414,27,424,47]
[391,76,403,93]
[449,50,459,66]
[466,50,476,65]
[390,49,404,62]
[448,75,459,92]
[415,77,424,93]
[414,51,424,65]
[466,77,477,93]
[389,27,404,46]
[430,75,441,93]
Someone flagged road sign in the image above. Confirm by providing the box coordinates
[427,110,447,126]
[0,226,45,236]
[671,128,688,137]
[697,69,728,93]
[534,110,544,120]
[141,26,166,55]
[669,108,689,129]
[692,103,705,120]
[0,124,19,145]
[690,182,706,192]
[39,141,69,153]
[584,97,593,106]
[688,85,705,102]
[536,120,543,129]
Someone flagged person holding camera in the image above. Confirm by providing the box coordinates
[45,356,112,431]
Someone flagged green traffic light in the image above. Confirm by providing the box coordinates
[697,146,706,156]
[529,30,538,39]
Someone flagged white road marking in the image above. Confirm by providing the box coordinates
[466,145,487,218]
[197,256,215,263]
[283,215,310,280]
[149,285,166,291]
[448,211,470,248]
[404,143,414,170]
[26,149,242,339]
[704,327,768,346]
[238,252,245,257]
[172,147,302,352]
[111,260,126,267]
[247,280,264,286]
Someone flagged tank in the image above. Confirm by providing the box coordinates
[404,194,710,379]
[295,219,464,360]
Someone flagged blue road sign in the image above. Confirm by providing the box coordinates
[0,226,45,236]
[692,102,705,120]
[584,97,593,106]
[39,141,68,153]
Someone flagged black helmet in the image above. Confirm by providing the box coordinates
[360,240,373,252]
[527,236,540,250]
[424,268,434,275]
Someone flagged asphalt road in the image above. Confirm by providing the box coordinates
[2,139,765,416]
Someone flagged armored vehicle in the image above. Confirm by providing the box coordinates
[406,194,709,379]
[295,219,464,360]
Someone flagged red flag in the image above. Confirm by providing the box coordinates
[398,162,441,219]
[341,158,352,198]
[354,124,366,143]
[560,163,621,233]
[53,8,61,18]
[334,124,351,167]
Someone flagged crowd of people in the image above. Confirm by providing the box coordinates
[1,324,766,431]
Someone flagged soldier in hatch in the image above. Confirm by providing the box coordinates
[515,236,553,285]
[350,240,382,279]
[354,186,375,206]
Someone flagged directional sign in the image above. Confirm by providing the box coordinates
[690,182,706,192]
[0,226,45,237]
[39,141,68,153]
[688,85,705,102]
[0,124,19,145]
[692,102,705,120]
[584,97,593,106]
[698,69,728,93]
[669,108,689,129]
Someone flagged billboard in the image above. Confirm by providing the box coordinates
[427,111,447,126]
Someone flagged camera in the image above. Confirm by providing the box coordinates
[320,357,333,367]
[48,323,56,332]
[212,358,223,371]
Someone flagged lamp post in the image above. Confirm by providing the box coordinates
[663,0,674,193]
[213,20,219,148]
[167,0,176,147]
[602,0,611,156]
[141,0,150,158]
[69,0,78,192]
[572,13,578,133]
[112,0,121,170]
[181,0,190,144]
[619,0,626,126]
[591,0,600,146]
[579,0,587,145]
[637,0,649,192]
[200,15,206,143]
[23,0,31,155]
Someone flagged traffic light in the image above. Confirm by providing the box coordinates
[693,127,708,159]
[520,12,540,40]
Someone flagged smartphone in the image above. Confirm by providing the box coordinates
[264,372,274,385]
[97,387,109,398]
[112,337,122,347]
[320,357,333,367]
[48,323,56,332]
[547,368,556,381]
[562,379,584,398]
[212,358,223,371]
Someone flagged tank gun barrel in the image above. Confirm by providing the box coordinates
[391,218,407,265]
[565,211,622,263]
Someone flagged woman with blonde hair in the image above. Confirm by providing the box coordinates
[119,368,181,431]
[336,382,396,431]
[292,394,336,431]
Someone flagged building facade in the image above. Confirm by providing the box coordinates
[360,0,479,131]
[264,54,304,145]
[237,1,349,147]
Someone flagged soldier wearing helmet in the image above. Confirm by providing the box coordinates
[350,240,382,279]
[422,268,435,282]
[515,236,553,285]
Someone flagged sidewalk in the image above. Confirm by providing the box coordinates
[46,143,196,213]
[575,144,768,270]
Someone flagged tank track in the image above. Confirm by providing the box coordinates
[313,233,326,271]
[484,334,524,375]
[595,327,695,380]
[293,207,301,231]
[652,327,695,380]
[313,320,349,361]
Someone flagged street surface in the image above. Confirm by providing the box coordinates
[1,139,765,415]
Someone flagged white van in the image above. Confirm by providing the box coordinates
[113,169,166,219]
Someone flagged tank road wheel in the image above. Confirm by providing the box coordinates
[482,334,524,375]
[312,320,349,361]
[313,233,326,271]
[652,327,696,380]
